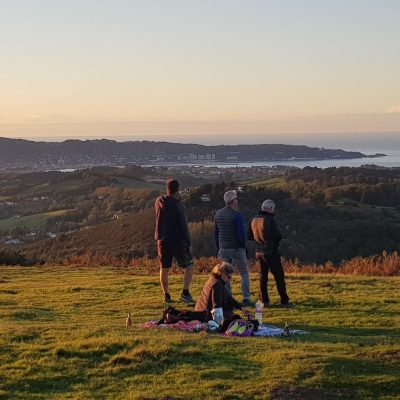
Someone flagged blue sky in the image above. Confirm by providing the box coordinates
[1,0,400,136]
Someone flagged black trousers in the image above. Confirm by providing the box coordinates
[256,252,289,305]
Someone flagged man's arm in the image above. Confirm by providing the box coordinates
[226,295,242,310]
[214,221,220,250]
[234,212,246,248]
[261,217,283,248]
[211,283,224,309]
[248,218,255,241]
[270,219,283,242]
[154,198,161,241]
[176,202,191,246]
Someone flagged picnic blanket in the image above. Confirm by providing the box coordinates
[253,323,306,337]
[142,320,306,336]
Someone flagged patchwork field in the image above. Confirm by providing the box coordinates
[247,177,287,189]
[0,266,399,400]
[112,176,164,190]
[0,210,69,233]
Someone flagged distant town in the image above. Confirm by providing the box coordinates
[0,137,382,172]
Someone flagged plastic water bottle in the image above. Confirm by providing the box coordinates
[255,300,263,324]
[211,307,224,325]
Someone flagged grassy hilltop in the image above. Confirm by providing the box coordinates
[0,266,399,400]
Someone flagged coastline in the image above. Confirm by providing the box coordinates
[47,154,400,173]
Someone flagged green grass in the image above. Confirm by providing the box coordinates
[0,210,69,232]
[0,267,399,400]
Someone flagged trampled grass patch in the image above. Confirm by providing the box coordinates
[0,266,399,399]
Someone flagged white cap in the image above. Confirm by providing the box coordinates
[223,190,238,205]
[262,199,275,212]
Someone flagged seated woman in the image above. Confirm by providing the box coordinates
[195,262,251,325]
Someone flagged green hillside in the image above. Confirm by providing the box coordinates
[2,166,400,265]
[0,266,399,399]
[23,207,156,262]
[0,210,69,233]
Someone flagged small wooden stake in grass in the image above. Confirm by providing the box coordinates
[283,321,290,337]
[126,312,132,327]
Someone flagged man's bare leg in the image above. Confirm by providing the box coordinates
[183,265,193,291]
[160,268,169,294]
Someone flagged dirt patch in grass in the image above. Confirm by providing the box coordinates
[270,386,353,400]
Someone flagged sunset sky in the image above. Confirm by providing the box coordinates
[1,0,400,137]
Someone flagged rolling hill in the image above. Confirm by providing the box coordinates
[24,207,156,263]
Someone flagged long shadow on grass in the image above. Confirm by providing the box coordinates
[9,331,41,343]
[11,307,57,321]
[54,342,127,360]
[289,325,399,346]
[322,356,400,399]
[296,296,399,315]
[3,343,131,398]
[0,300,17,306]
[107,340,256,381]
[4,374,82,397]
[0,289,18,294]
[299,297,337,308]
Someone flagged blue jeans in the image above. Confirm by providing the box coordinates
[218,248,251,302]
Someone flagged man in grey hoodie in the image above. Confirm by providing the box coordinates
[155,179,194,303]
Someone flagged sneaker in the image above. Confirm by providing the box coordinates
[280,302,294,309]
[242,299,255,307]
[164,293,172,304]
[180,293,195,303]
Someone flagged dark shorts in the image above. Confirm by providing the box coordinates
[157,241,193,269]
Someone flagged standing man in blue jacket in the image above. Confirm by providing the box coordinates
[214,190,253,307]
[155,179,194,304]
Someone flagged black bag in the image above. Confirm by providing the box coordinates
[157,306,207,325]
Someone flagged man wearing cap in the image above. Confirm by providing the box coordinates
[214,190,253,307]
[248,199,292,307]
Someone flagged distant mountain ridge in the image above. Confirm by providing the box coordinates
[0,137,377,171]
